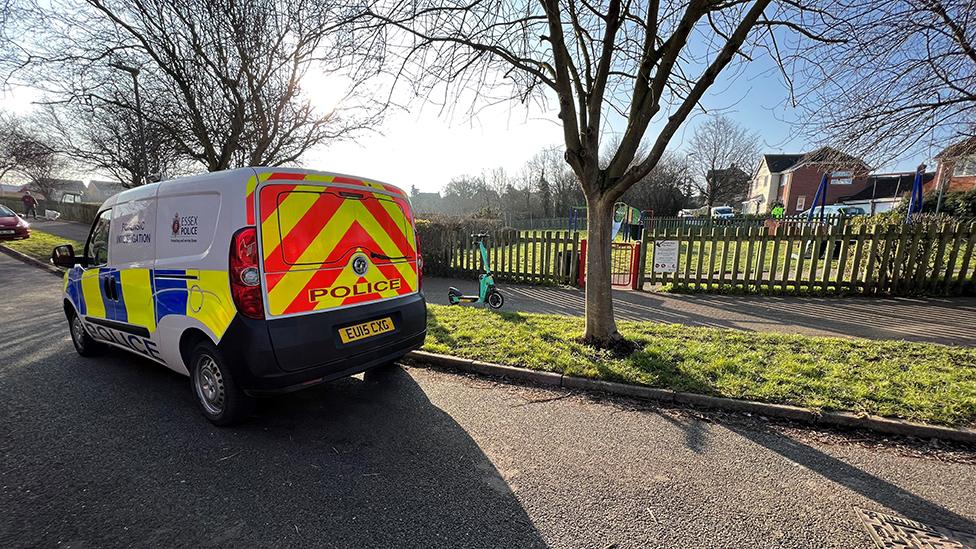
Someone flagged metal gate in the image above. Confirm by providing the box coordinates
[610,243,634,286]
[578,240,642,289]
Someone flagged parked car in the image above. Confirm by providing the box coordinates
[710,206,735,219]
[800,205,866,218]
[51,168,426,425]
[0,204,30,240]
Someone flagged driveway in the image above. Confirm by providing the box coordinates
[425,276,976,346]
[1,253,975,547]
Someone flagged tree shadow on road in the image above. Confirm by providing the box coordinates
[0,348,548,549]
[728,424,976,534]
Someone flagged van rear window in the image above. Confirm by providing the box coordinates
[265,186,415,269]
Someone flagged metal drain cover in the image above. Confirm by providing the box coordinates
[857,508,976,548]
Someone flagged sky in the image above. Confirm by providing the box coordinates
[2,41,927,193]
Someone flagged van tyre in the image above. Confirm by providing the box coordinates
[68,310,105,357]
[190,341,253,426]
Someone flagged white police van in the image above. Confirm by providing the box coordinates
[53,168,426,425]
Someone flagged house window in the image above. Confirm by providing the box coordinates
[796,195,806,210]
[953,156,976,177]
[830,171,853,185]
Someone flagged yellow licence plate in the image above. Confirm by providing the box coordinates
[339,317,395,344]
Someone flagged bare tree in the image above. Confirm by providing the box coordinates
[371,0,837,345]
[794,0,976,164]
[687,115,759,207]
[41,101,188,187]
[18,0,385,174]
[13,134,66,200]
[620,151,693,216]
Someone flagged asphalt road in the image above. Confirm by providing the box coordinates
[2,252,975,548]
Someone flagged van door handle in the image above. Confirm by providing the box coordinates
[104,276,118,301]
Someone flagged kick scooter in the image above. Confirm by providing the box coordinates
[447,233,504,309]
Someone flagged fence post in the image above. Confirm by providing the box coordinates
[630,243,642,290]
[577,238,588,288]
[636,222,651,290]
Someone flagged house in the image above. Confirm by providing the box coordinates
[929,137,976,194]
[0,182,27,198]
[84,180,127,203]
[705,164,750,206]
[838,171,935,214]
[743,153,803,214]
[744,147,871,215]
[28,178,87,203]
[410,191,443,215]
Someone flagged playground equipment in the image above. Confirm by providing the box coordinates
[447,233,505,309]
[612,202,643,241]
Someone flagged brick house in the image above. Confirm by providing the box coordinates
[928,137,976,194]
[744,147,871,215]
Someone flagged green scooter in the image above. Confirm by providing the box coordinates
[448,233,504,309]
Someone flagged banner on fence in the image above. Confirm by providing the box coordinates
[653,240,679,273]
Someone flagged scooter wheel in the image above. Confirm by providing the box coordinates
[486,290,504,310]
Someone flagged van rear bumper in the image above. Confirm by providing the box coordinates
[218,293,427,395]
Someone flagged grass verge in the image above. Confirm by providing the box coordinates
[423,304,976,427]
[1,229,80,263]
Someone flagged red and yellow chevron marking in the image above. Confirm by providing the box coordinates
[258,177,416,316]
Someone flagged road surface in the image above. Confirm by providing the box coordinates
[1,253,974,548]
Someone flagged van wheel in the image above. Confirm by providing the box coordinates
[68,311,105,357]
[190,341,253,426]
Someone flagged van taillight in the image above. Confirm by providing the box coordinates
[415,227,423,291]
[230,227,264,320]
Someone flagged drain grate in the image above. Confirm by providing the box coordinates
[856,508,976,549]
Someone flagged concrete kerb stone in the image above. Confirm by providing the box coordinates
[407,350,976,444]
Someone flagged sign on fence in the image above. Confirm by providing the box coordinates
[653,240,679,273]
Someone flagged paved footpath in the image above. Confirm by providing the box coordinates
[1,253,975,548]
[426,276,976,346]
[25,217,91,242]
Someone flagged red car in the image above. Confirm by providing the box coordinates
[0,204,30,240]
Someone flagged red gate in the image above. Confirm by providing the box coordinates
[577,239,641,290]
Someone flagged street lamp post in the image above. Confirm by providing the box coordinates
[110,62,148,186]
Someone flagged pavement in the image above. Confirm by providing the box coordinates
[425,277,976,346]
[2,253,976,548]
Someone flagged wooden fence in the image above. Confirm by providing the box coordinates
[0,197,100,225]
[426,229,581,285]
[639,222,976,296]
[648,214,854,231]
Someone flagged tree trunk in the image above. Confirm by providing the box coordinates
[583,195,622,345]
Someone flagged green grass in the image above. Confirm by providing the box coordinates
[2,229,80,263]
[423,304,976,427]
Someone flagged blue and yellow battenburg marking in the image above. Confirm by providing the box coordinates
[65,268,235,338]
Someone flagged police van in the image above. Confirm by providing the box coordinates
[52,168,426,425]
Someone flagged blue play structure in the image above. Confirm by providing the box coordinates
[906,169,925,223]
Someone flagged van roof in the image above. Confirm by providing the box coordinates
[98,167,409,209]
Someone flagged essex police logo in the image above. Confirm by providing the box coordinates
[171,213,181,236]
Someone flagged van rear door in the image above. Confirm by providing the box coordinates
[257,175,418,318]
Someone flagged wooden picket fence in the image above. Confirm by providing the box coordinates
[444,230,581,285]
[640,222,976,296]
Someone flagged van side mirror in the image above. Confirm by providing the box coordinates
[51,244,83,268]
